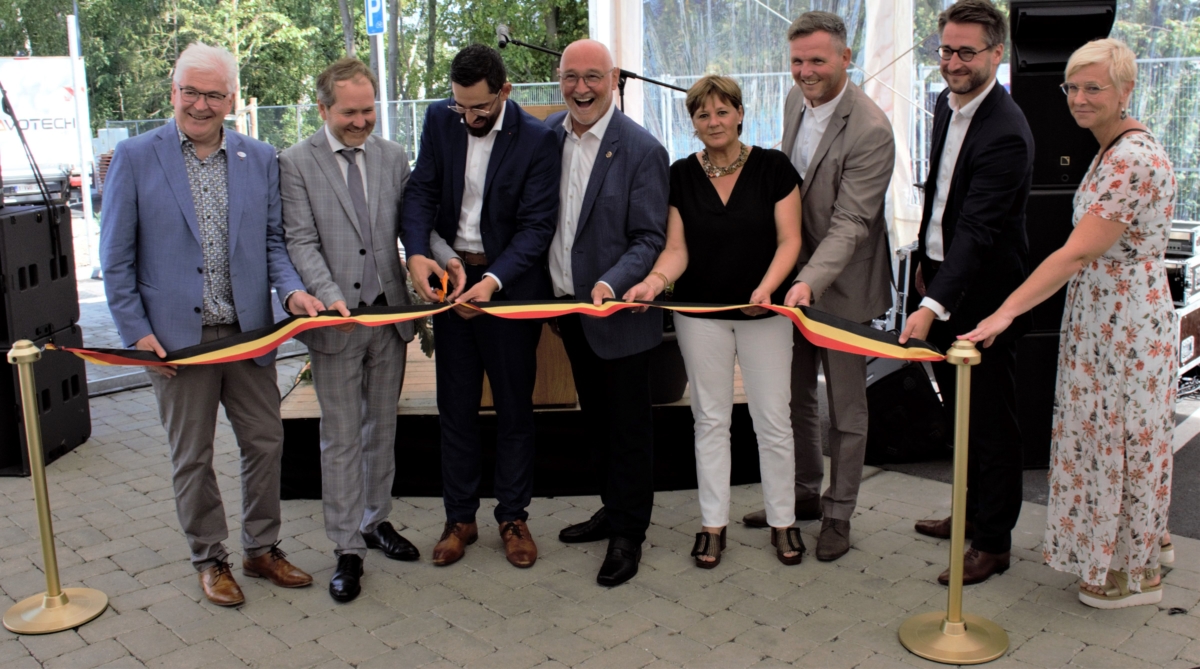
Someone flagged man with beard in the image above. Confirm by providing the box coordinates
[899,0,1034,586]
[402,44,561,569]
[546,40,668,586]
[280,58,422,602]
[741,11,895,563]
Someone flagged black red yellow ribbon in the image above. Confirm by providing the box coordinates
[45,301,943,366]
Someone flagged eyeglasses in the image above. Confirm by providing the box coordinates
[559,70,612,89]
[1059,83,1112,97]
[178,85,229,105]
[447,94,501,117]
[936,45,993,62]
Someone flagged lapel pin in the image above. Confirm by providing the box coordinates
[237,151,246,160]
[605,151,612,158]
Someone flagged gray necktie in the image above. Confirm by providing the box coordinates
[338,148,381,306]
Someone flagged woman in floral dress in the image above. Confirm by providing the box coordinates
[962,38,1176,609]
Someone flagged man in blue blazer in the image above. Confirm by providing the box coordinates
[101,43,323,606]
[402,44,561,569]
[546,40,668,587]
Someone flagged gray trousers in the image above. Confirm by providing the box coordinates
[150,324,283,571]
[791,327,870,521]
[309,324,406,557]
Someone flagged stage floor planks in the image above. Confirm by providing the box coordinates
[280,343,748,419]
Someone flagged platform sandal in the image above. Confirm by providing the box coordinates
[1161,533,1174,565]
[691,527,726,569]
[1078,569,1162,609]
[771,526,805,566]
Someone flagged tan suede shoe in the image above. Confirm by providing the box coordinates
[432,521,478,566]
[199,561,245,606]
[243,544,313,588]
[500,519,537,568]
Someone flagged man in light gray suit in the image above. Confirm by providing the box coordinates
[280,58,418,602]
[742,12,895,562]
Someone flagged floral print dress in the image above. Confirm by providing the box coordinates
[1044,132,1178,591]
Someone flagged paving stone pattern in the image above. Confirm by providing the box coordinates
[0,384,1197,669]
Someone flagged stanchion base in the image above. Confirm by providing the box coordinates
[3,588,108,634]
[899,611,1009,665]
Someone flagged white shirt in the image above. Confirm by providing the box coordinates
[920,77,997,320]
[325,125,368,204]
[455,103,506,256]
[550,102,616,298]
[789,80,847,179]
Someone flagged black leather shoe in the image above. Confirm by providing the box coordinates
[329,554,363,602]
[559,508,612,544]
[363,521,420,561]
[597,536,641,587]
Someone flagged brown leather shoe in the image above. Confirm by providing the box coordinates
[432,521,478,566]
[199,561,245,606]
[243,543,313,588]
[915,516,975,540]
[937,547,1010,585]
[499,520,538,568]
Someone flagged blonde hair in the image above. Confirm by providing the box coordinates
[173,42,238,95]
[685,75,744,135]
[1066,38,1137,91]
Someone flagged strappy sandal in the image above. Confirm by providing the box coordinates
[771,527,805,566]
[1078,569,1163,609]
[691,527,726,569]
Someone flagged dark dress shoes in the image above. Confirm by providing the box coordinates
[329,554,364,602]
[363,521,420,561]
[597,536,642,587]
[742,497,822,528]
[915,516,975,540]
[559,508,611,543]
[938,548,1010,585]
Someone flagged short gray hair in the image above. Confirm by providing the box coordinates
[787,11,847,49]
[1066,38,1137,92]
[173,42,238,95]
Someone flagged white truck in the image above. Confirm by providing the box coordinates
[0,57,82,205]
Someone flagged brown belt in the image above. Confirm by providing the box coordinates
[459,251,488,266]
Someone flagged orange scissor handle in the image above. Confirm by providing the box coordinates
[435,271,449,302]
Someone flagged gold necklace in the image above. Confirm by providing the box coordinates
[701,143,749,178]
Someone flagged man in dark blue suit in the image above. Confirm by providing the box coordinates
[545,40,668,587]
[899,0,1034,586]
[402,44,561,569]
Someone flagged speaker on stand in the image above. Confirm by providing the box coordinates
[1009,0,1115,468]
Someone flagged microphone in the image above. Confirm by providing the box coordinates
[497,24,511,49]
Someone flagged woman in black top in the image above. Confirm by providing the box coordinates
[624,75,803,568]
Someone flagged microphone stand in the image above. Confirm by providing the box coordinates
[497,32,687,111]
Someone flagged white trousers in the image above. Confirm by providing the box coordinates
[675,314,796,528]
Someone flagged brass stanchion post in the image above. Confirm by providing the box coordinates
[4,341,107,634]
[898,340,1008,664]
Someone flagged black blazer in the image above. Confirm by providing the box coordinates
[917,83,1035,340]
[401,98,561,301]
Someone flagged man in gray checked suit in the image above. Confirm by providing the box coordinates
[280,58,419,602]
[742,12,895,562]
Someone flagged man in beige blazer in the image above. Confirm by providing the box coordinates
[742,11,894,562]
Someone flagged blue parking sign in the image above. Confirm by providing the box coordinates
[365,0,384,35]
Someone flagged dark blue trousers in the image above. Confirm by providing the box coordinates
[434,265,542,524]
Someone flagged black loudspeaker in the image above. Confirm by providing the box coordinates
[1025,190,1077,332]
[0,203,79,345]
[864,358,950,466]
[1016,331,1060,469]
[0,326,91,476]
[1009,0,1115,187]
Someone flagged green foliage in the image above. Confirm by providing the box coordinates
[0,0,585,130]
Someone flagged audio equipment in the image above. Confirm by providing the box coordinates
[0,203,78,346]
[1167,221,1200,258]
[864,359,949,466]
[1165,255,1200,308]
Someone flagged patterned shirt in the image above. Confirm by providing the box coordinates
[178,127,237,325]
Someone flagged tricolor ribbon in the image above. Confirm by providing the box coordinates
[45,301,944,366]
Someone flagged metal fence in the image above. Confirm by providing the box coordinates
[105,59,1198,220]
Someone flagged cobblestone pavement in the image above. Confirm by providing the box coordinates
[0,384,1197,669]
